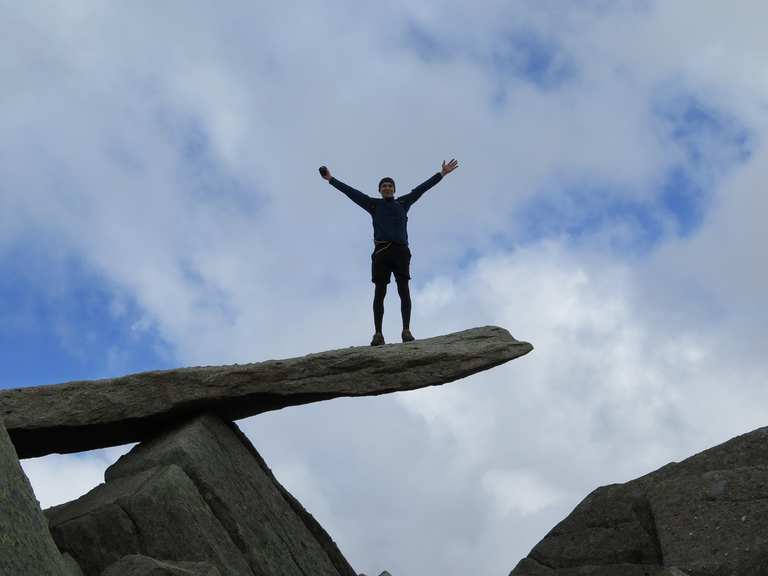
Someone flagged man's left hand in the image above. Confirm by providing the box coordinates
[441,158,459,176]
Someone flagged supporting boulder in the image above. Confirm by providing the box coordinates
[45,464,252,576]
[106,413,356,576]
[46,413,357,576]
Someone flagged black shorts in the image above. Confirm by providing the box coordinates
[371,242,411,285]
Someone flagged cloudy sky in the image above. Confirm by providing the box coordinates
[2,1,767,574]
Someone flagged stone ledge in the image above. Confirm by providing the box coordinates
[1,326,531,458]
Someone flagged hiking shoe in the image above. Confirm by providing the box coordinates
[401,329,415,343]
[370,333,385,346]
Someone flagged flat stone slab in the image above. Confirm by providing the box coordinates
[0,326,531,458]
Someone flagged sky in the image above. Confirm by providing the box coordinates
[2,1,768,575]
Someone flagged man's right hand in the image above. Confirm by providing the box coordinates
[319,166,332,181]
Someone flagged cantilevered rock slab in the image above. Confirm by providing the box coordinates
[1,325,531,458]
[0,418,68,576]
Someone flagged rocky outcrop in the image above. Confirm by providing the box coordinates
[510,426,768,576]
[0,418,68,575]
[47,413,357,576]
[1,326,532,458]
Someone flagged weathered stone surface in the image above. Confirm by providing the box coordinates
[0,417,67,576]
[106,413,356,576]
[102,554,221,576]
[47,470,153,573]
[509,558,554,575]
[1,326,531,458]
[63,553,85,575]
[554,566,684,576]
[509,558,690,575]
[650,466,768,576]
[46,464,251,576]
[511,426,768,575]
[528,483,661,569]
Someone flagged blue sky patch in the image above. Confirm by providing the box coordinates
[659,167,705,236]
[654,91,753,171]
[402,20,455,63]
[654,89,753,234]
[0,242,172,390]
[514,163,733,256]
[158,108,266,216]
[178,257,238,326]
[512,90,753,253]
[491,31,576,92]
[515,184,664,256]
[402,19,575,98]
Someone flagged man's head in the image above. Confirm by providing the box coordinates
[378,177,396,199]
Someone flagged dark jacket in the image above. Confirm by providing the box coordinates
[330,173,442,245]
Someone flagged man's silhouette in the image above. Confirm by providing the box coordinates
[320,159,459,345]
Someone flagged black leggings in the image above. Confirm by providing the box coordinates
[373,276,411,333]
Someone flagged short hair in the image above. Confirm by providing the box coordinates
[378,177,396,191]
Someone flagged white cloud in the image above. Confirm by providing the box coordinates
[6,2,768,575]
[21,445,133,510]
[482,468,565,517]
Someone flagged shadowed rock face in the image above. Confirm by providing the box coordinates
[0,418,69,576]
[510,426,768,576]
[101,555,221,575]
[105,414,356,576]
[0,326,531,458]
[510,558,691,575]
[46,464,253,576]
[46,413,357,576]
[62,553,85,576]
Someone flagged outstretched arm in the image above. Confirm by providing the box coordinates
[399,158,459,208]
[320,165,376,214]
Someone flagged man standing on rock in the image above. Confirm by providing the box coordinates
[319,159,459,346]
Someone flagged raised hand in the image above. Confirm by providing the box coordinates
[319,165,332,181]
[441,158,459,176]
